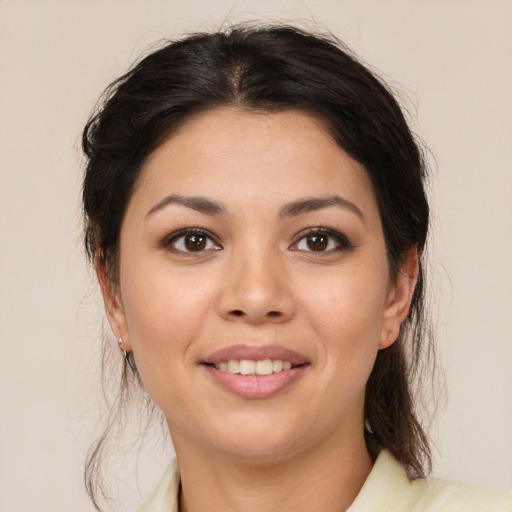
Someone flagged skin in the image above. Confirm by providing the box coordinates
[98,108,418,512]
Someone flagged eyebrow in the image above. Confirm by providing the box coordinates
[146,193,365,222]
[279,196,365,222]
[146,194,227,217]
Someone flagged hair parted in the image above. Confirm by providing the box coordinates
[82,23,434,510]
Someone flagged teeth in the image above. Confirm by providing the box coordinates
[272,360,283,372]
[227,359,239,373]
[256,359,273,375]
[214,359,295,375]
[239,359,256,375]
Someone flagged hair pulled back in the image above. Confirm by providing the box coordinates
[82,24,433,509]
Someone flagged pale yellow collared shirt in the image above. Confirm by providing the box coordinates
[137,450,512,512]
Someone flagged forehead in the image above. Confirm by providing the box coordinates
[131,108,379,218]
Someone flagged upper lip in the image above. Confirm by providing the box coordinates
[203,344,309,365]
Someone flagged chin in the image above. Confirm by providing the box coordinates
[212,433,304,462]
[187,412,310,461]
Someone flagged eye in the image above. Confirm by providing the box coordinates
[291,228,352,253]
[164,228,221,253]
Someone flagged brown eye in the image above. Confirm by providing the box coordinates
[184,234,207,251]
[166,229,221,253]
[291,228,352,254]
[306,234,329,251]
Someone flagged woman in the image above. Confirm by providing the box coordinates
[82,25,511,511]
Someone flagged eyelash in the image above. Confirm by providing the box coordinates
[162,227,353,255]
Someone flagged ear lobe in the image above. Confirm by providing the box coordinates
[379,247,419,349]
[95,251,132,351]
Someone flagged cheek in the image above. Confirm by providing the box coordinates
[300,267,389,349]
[120,262,216,366]
[119,270,215,415]
[292,271,386,426]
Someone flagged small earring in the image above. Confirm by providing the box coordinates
[118,337,128,360]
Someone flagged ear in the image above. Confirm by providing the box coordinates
[95,251,132,352]
[379,246,419,349]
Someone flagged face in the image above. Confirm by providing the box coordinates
[101,108,415,461]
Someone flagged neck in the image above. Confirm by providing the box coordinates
[172,427,372,512]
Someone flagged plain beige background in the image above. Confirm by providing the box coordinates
[0,0,511,510]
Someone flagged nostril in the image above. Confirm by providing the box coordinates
[231,310,244,317]
[266,311,282,318]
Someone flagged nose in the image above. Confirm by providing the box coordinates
[217,248,295,324]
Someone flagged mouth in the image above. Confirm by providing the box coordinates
[202,345,310,399]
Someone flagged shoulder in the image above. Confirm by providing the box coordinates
[412,476,512,512]
[349,450,512,512]
[136,458,180,512]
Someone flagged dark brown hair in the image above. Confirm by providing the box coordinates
[82,24,434,510]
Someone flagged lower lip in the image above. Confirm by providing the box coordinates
[203,365,309,399]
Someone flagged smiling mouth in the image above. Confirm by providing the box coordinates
[202,349,310,398]
[207,359,303,376]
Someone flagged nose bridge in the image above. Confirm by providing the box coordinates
[217,238,294,323]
